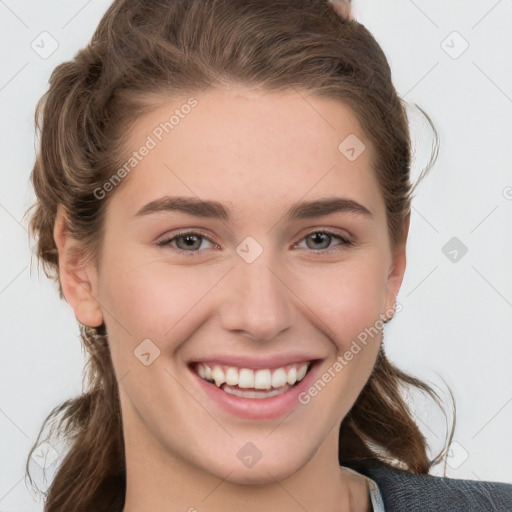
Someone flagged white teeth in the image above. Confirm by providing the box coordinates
[286,367,297,385]
[296,364,308,381]
[238,368,254,388]
[223,386,289,399]
[271,368,287,388]
[225,367,238,386]
[211,366,225,387]
[254,369,272,390]
[195,361,311,392]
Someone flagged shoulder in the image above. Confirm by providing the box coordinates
[358,463,512,512]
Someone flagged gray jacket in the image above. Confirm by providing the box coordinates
[110,464,512,511]
[359,464,512,512]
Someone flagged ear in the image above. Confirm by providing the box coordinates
[328,0,353,22]
[53,204,104,327]
[384,213,410,321]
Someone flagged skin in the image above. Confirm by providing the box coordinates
[54,86,409,512]
[329,0,353,21]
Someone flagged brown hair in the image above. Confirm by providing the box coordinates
[24,1,455,510]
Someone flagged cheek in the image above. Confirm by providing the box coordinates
[98,248,223,352]
[299,261,386,414]
[294,256,387,347]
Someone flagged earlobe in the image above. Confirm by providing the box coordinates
[53,205,104,327]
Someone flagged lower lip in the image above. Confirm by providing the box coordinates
[189,361,322,420]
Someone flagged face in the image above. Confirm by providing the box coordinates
[60,86,407,486]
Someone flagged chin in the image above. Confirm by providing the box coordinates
[198,448,311,485]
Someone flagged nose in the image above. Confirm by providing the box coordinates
[216,246,296,343]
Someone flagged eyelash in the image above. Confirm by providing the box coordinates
[155,229,354,256]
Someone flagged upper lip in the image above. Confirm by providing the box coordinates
[188,353,324,369]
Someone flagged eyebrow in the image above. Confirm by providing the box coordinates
[134,195,373,222]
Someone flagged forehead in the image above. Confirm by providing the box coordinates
[114,86,386,223]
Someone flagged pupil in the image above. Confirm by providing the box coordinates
[183,235,199,249]
[309,233,329,249]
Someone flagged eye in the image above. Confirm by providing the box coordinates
[156,230,218,255]
[293,230,354,253]
[156,229,353,255]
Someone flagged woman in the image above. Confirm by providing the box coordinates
[24,0,512,510]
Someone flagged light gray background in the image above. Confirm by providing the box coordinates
[1,1,511,510]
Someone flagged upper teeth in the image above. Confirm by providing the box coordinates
[195,362,310,390]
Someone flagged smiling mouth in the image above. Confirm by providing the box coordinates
[192,361,314,399]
